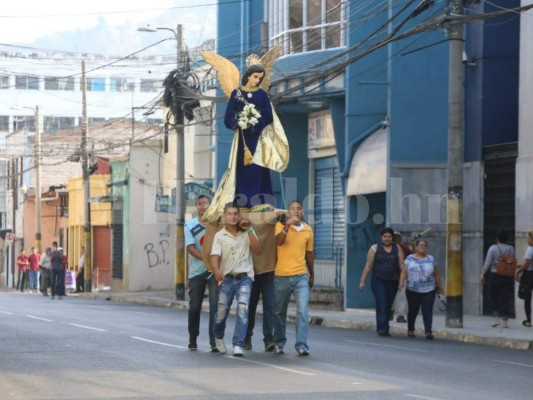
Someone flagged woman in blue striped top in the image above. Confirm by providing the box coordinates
[399,239,443,339]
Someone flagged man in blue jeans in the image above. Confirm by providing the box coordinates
[185,195,218,352]
[211,203,262,357]
[273,200,314,356]
[244,270,275,351]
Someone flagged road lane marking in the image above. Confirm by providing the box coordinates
[133,311,159,317]
[68,323,107,332]
[0,311,14,315]
[346,340,427,352]
[25,315,53,322]
[494,360,533,368]
[404,394,444,400]
[227,355,315,376]
[131,336,187,349]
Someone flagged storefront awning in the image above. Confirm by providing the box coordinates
[346,126,389,196]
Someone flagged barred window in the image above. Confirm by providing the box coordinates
[270,0,346,55]
[15,75,39,90]
[1,75,10,89]
[45,77,74,91]
[140,79,161,93]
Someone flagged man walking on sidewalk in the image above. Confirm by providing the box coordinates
[185,195,218,352]
[273,200,314,356]
[211,203,261,357]
[17,249,29,292]
[28,247,41,293]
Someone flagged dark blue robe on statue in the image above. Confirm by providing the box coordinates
[224,87,275,209]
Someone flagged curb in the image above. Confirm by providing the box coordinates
[80,293,532,351]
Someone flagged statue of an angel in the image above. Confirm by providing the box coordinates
[200,46,289,223]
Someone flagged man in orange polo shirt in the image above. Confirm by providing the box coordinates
[273,200,314,356]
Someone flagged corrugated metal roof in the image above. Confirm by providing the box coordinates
[272,49,347,81]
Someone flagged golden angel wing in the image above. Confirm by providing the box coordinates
[259,45,283,92]
[200,51,240,98]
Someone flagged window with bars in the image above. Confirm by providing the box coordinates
[110,77,135,92]
[44,77,75,91]
[1,75,10,89]
[0,116,9,131]
[82,77,106,92]
[140,79,161,93]
[13,116,35,132]
[15,75,40,90]
[270,0,346,55]
[43,117,75,132]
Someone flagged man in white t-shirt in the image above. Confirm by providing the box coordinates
[211,202,261,357]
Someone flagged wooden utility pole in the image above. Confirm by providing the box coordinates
[81,60,92,293]
[445,0,464,328]
[34,105,41,253]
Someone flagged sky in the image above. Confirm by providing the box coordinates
[0,0,217,57]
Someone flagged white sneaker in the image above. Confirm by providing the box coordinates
[233,346,244,357]
[275,345,284,354]
[215,338,227,354]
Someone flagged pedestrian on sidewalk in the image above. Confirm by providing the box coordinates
[211,203,261,357]
[359,227,405,337]
[391,231,411,324]
[399,239,443,339]
[272,200,314,356]
[75,247,85,293]
[185,195,218,352]
[50,242,64,300]
[39,247,52,296]
[516,230,533,328]
[480,230,515,329]
[28,247,41,293]
[16,249,29,292]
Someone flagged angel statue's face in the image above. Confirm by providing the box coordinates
[246,72,265,88]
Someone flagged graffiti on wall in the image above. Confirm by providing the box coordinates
[143,240,170,268]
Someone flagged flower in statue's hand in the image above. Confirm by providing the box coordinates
[238,119,248,130]
[237,103,261,131]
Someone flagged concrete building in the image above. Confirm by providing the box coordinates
[515,0,533,321]
[214,0,523,313]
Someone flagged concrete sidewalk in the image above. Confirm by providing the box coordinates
[79,290,533,351]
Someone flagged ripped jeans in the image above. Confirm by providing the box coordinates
[214,275,252,347]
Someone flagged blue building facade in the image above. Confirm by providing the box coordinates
[213,0,520,313]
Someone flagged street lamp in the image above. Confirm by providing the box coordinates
[11,105,41,253]
[138,24,187,300]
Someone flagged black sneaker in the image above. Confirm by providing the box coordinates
[210,345,219,353]
[264,341,275,352]
[396,315,407,323]
[297,348,310,356]
[188,340,198,351]
[243,337,252,350]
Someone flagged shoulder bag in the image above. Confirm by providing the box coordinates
[495,245,517,277]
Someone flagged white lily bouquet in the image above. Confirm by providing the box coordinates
[237,103,261,130]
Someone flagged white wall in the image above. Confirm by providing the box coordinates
[127,141,175,291]
[515,1,533,320]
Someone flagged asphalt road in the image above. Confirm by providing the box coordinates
[1,292,532,400]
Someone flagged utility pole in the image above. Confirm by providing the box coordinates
[34,105,42,253]
[81,60,92,293]
[137,22,186,300]
[445,0,464,328]
[175,24,186,300]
